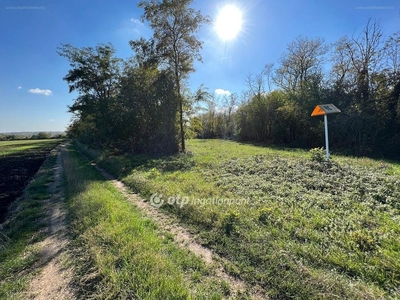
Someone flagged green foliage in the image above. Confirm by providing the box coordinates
[257,207,274,225]
[95,139,400,298]
[63,143,231,299]
[136,0,210,152]
[0,134,27,141]
[309,147,325,162]
[221,210,241,235]
[197,93,238,139]
[31,132,51,139]
[186,116,203,139]
[58,43,122,149]
[349,230,378,252]
[59,42,179,154]
[117,64,179,154]
[236,90,294,143]
[231,21,400,159]
[58,11,400,159]
[59,0,210,154]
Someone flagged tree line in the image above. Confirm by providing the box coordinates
[60,0,208,154]
[60,2,400,159]
[195,19,400,159]
[0,132,65,141]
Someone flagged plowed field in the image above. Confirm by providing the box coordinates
[0,139,62,222]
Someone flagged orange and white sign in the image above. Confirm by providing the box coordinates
[311,104,341,116]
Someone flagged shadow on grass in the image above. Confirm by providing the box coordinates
[235,139,400,164]
[76,142,196,179]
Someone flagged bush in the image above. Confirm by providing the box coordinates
[31,132,51,140]
[258,207,274,225]
[221,210,241,235]
[309,147,325,162]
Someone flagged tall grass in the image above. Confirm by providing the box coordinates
[63,144,232,299]
[85,139,400,299]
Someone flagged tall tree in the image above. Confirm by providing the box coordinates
[118,62,179,153]
[343,19,383,108]
[383,31,400,83]
[274,36,328,93]
[273,36,328,145]
[329,20,384,155]
[57,43,122,147]
[137,0,210,152]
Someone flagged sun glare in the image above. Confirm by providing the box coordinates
[215,5,242,41]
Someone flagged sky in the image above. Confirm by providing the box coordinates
[0,0,399,132]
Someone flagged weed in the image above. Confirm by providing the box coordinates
[257,207,274,225]
[221,210,241,236]
[309,147,325,162]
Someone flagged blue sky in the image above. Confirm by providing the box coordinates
[0,0,399,132]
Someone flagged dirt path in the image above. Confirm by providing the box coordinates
[27,145,74,300]
[92,163,266,299]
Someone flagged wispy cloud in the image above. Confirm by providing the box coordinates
[215,88,230,96]
[17,86,22,89]
[130,18,143,25]
[49,119,54,122]
[28,88,52,96]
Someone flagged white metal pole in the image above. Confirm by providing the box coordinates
[324,114,329,161]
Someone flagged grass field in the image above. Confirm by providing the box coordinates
[81,139,400,299]
[63,143,236,299]
[1,139,399,299]
[0,139,60,155]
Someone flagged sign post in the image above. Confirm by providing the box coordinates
[311,104,341,161]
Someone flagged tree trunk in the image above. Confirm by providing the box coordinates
[179,93,185,152]
[176,75,185,153]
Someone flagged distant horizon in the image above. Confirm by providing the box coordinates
[0,131,65,134]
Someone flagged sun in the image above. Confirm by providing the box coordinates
[215,5,243,41]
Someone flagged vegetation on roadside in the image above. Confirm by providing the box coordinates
[0,132,65,141]
[81,139,400,299]
[63,143,236,299]
[0,149,59,299]
[59,0,209,153]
